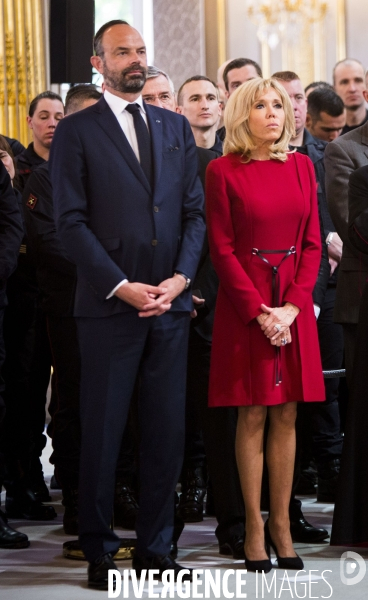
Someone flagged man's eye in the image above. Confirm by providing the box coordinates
[143,96,153,102]
[160,94,170,100]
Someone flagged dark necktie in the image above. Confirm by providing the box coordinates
[125,103,153,187]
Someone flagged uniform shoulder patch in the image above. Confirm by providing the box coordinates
[26,194,38,210]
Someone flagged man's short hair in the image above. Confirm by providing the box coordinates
[94,19,130,57]
[223,58,262,91]
[65,84,102,115]
[307,88,345,122]
[333,58,366,84]
[304,81,333,95]
[29,91,63,117]
[146,66,175,94]
[177,75,218,106]
[272,71,300,83]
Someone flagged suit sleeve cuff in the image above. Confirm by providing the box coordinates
[106,279,128,299]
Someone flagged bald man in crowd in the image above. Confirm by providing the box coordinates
[333,58,368,134]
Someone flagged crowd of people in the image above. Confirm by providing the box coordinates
[0,18,368,590]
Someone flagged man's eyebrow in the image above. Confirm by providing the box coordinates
[188,94,201,100]
[115,45,146,51]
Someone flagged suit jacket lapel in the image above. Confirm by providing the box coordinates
[92,97,151,194]
[146,105,162,190]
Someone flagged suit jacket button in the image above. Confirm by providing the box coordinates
[151,239,158,246]
[153,206,159,212]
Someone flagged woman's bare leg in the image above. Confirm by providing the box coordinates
[266,401,297,557]
[236,405,268,560]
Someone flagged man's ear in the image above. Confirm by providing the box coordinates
[176,106,183,114]
[364,89,368,103]
[26,116,33,130]
[305,113,313,130]
[91,55,103,73]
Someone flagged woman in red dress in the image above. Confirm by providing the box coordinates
[206,78,325,572]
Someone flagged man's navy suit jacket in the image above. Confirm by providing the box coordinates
[49,97,205,318]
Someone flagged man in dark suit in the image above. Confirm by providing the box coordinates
[49,20,205,589]
[325,120,368,384]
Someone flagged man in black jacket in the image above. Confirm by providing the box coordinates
[2,92,64,517]
[275,70,344,505]
[0,161,26,547]
[22,85,109,535]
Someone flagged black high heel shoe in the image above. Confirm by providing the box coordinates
[244,540,273,573]
[265,519,304,570]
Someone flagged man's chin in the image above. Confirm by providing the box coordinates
[345,102,364,111]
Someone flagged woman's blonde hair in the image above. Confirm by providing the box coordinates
[223,77,296,162]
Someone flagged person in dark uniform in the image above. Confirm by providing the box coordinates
[22,85,108,535]
[16,92,64,192]
[1,93,64,518]
[274,71,344,507]
[0,145,27,547]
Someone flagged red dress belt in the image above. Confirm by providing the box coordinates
[252,246,296,386]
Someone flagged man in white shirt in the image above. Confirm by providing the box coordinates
[49,20,205,590]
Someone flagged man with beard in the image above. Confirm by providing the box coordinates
[49,20,205,589]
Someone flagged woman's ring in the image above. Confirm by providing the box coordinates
[281,338,287,345]
[274,324,281,332]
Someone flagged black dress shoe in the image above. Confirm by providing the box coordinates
[114,482,139,529]
[88,553,119,590]
[265,520,304,570]
[0,510,30,549]
[132,553,193,581]
[177,467,206,523]
[29,456,52,503]
[290,516,329,543]
[219,535,245,559]
[5,489,57,520]
[245,553,273,573]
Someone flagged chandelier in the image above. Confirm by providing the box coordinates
[247,0,328,49]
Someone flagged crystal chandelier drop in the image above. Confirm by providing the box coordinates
[246,0,328,49]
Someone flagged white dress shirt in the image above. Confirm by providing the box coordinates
[103,89,148,163]
[103,90,149,298]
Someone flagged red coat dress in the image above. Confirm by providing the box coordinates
[206,152,325,406]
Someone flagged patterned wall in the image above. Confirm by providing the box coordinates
[0,0,47,145]
[152,0,206,91]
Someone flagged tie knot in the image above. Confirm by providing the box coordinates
[125,103,141,115]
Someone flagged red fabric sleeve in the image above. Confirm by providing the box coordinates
[283,156,322,310]
[205,160,265,325]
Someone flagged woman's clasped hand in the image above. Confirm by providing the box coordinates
[256,302,300,345]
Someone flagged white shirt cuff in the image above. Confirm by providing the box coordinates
[106,279,128,299]
[313,304,321,319]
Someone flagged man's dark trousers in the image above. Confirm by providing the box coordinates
[77,311,190,562]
